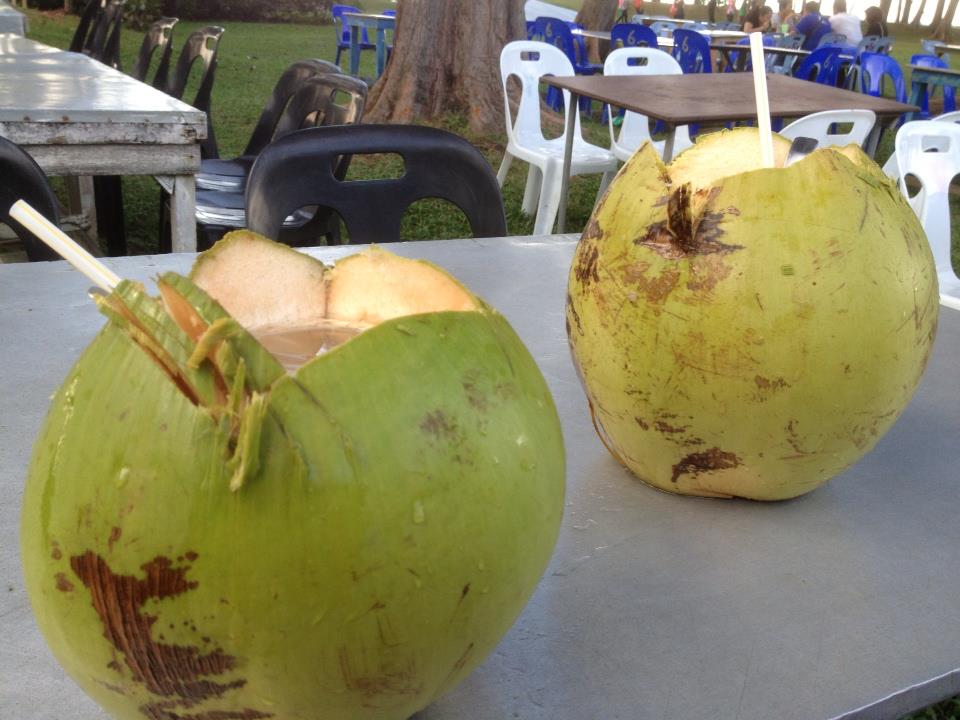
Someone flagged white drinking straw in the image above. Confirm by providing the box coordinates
[750,32,775,169]
[9,199,120,292]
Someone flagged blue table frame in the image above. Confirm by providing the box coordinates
[907,63,960,121]
[342,12,395,78]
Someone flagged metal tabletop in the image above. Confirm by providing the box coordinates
[0,38,206,252]
[0,5,26,36]
[1,237,959,720]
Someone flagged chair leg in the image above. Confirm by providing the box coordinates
[335,46,342,67]
[521,165,542,217]
[533,161,562,236]
[496,152,513,188]
[596,170,616,202]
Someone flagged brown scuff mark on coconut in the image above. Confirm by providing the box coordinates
[622,262,681,305]
[55,572,74,592]
[573,242,601,288]
[670,448,741,483]
[69,551,271,719]
[638,186,744,260]
[107,526,122,551]
[581,216,603,243]
[566,293,583,336]
[420,410,458,440]
[338,647,424,699]
[755,375,790,392]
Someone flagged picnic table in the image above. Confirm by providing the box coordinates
[1,237,959,720]
[544,72,917,232]
[342,11,394,78]
[908,62,960,121]
[0,1,26,36]
[0,35,206,252]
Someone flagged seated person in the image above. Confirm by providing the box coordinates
[864,6,888,37]
[743,4,774,31]
[772,0,798,32]
[828,0,863,44]
[796,1,830,49]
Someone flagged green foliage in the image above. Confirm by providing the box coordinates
[159,0,333,24]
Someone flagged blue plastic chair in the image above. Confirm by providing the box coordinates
[860,52,907,103]
[792,46,842,85]
[817,31,848,48]
[921,38,945,56]
[526,20,537,39]
[724,34,773,73]
[858,35,893,55]
[542,18,603,114]
[610,22,659,48]
[909,53,956,118]
[332,4,374,67]
[671,28,712,73]
[768,33,804,74]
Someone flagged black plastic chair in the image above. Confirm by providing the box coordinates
[182,72,369,251]
[132,17,179,87]
[83,0,124,69]
[0,137,61,262]
[69,0,104,54]
[166,26,225,159]
[245,125,508,245]
[197,59,344,193]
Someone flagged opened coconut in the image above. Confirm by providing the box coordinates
[21,232,565,719]
[567,128,938,501]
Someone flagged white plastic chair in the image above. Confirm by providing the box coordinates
[780,109,877,149]
[884,110,960,178]
[895,120,960,307]
[604,47,693,162]
[497,41,618,235]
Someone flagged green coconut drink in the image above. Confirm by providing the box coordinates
[22,233,565,719]
[567,128,938,501]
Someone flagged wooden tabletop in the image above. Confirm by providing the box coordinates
[544,72,917,124]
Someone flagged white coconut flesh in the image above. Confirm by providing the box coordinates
[180,231,479,371]
[668,130,792,191]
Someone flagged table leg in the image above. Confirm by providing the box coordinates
[169,175,197,253]
[662,126,678,163]
[907,79,926,123]
[376,28,386,76]
[350,25,361,76]
[556,91,579,235]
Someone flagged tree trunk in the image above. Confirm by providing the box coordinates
[364,0,526,136]
[879,0,893,17]
[576,0,619,63]
[931,0,960,39]
[899,0,913,23]
[909,0,928,25]
[927,0,947,30]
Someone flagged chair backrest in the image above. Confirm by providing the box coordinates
[921,39,945,56]
[245,125,507,244]
[0,137,60,262]
[857,34,891,55]
[671,28,712,73]
[780,109,877,148]
[895,120,960,278]
[816,31,847,48]
[860,52,907,103]
[167,26,226,158]
[243,59,344,157]
[541,17,579,65]
[792,46,841,84]
[132,17,179,85]
[499,41,584,146]
[649,20,678,38]
[728,33,773,72]
[83,0,123,67]
[332,4,369,45]
[610,22,659,48]
[777,33,805,49]
[605,47,683,148]
[69,0,103,53]
[270,72,368,141]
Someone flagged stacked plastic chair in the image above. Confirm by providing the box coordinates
[894,120,960,306]
[792,46,842,85]
[497,42,617,235]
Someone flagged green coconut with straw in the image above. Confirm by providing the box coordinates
[18,226,565,720]
[566,38,938,500]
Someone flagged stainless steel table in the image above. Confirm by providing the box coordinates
[0,3,26,36]
[2,238,960,720]
[0,37,206,252]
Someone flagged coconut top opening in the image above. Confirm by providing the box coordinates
[184,231,479,370]
[668,130,792,192]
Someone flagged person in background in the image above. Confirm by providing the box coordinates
[772,0,797,32]
[670,0,686,19]
[828,0,863,44]
[743,4,774,31]
[796,1,830,49]
[708,0,718,23]
[634,0,645,16]
[727,0,738,21]
[864,5,888,36]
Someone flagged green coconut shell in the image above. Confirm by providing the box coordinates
[566,129,938,501]
[22,242,565,719]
